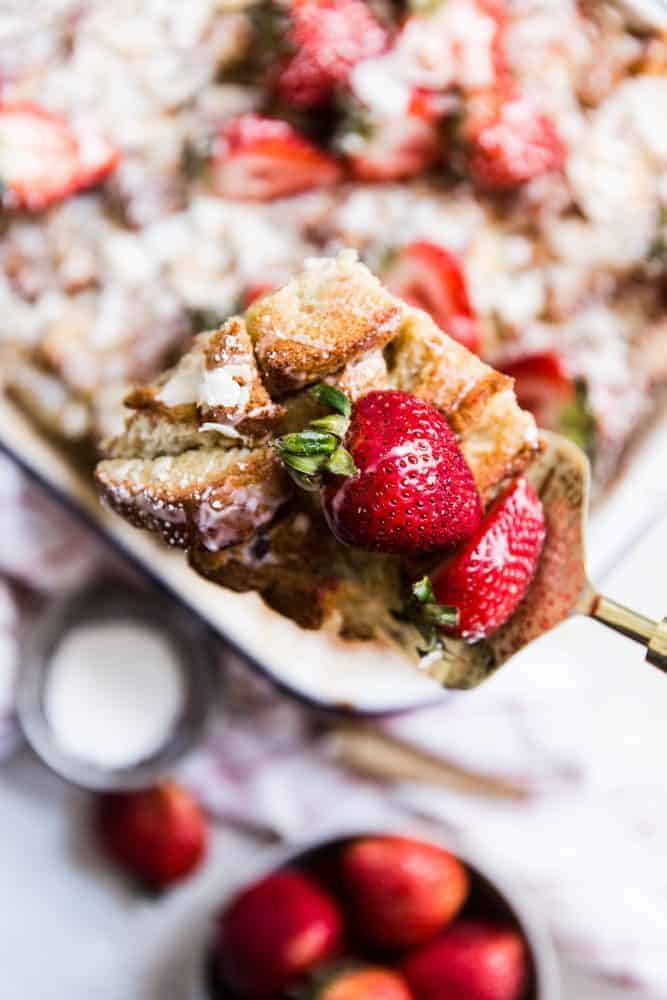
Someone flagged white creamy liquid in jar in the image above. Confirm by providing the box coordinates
[44,621,185,769]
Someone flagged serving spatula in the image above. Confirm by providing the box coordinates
[425,430,667,690]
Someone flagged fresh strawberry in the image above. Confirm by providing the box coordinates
[341,836,469,949]
[301,964,414,1000]
[0,104,81,211]
[216,868,343,998]
[383,241,481,353]
[276,386,482,555]
[277,0,388,109]
[73,127,120,189]
[210,114,342,201]
[502,351,595,451]
[342,113,441,182]
[0,104,119,211]
[467,93,565,192]
[242,282,274,308]
[402,920,528,1000]
[95,780,208,889]
[431,476,546,641]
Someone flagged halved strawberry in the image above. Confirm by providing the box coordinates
[467,93,565,192]
[341,114,441,183]
[0,104,119,212]
[0,104,81,211]
[277,0,388,109]
[431,476,546,641]
[210,113,342,201]
[383,241,481,354]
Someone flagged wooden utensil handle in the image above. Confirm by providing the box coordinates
[589,594,667,671]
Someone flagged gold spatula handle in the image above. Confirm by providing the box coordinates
[589,595,667,671]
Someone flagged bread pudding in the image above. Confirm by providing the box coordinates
[96,251,545,671]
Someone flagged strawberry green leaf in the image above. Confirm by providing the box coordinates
[326,445,357,476]
[276,430,338,456]
[309,413,349,438]
[310,383,352,418]
[279,452,329,476]
[413,575,436,604]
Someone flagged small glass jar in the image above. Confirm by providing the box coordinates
[17,579,214,790]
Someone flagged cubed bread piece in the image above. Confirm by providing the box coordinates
[190,506,404,638]
[95,446,290,550]
[105,318,284,458]
[387,307,539,502]
[245,251,403,395]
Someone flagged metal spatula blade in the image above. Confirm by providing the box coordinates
[426,431,667,689]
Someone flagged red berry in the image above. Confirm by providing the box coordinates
[0,103,114,212]
[242,282,274,308]
[277,0,388,109]
[313,966,414,1000]
[467,93,565,192]
[431,476,546,641]
[402,920,528,1000]
[216,868,343,998]
[210,114,342,201]
[341,836,469,949]
[344,115,441,183]
[502,351,575,430]
[383,241,481,354]
[95,780,207,889]
[322,390,482,555]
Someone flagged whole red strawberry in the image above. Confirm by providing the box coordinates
[431,476,546,640]
[341,836,469,949]
[402,920,528,1000]
[95,780,208,889]
[216,868,343,998]
[302,964,414,1000]
[277,0,388,109]
[276,386,481,555]
[467,93,565,192]
[324,391,481,554]
[210,114,342,201]
[383,242,480,354]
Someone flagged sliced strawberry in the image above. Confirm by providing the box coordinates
[73,126,120,189]
[467,93,565,192]
[431,476,546,640]
[242,282,274,308]
[502,350,575,429]
[0,104,119,212]
[277,0,388,109]
[342,114,441,182]
[210,113,342,201]
[0,104,81,211]
[384,241,481,354]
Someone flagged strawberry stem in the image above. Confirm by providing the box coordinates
[393,576,459,656]
[275,383,357,489]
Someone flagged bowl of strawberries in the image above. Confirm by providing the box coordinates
[202,830,559,1000]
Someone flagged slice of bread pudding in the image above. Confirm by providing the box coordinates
[96,251,539,654]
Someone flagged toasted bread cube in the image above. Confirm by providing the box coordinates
[245,251,403,395]
[105,317,283,458]
[388,307,539,502]
[96,446,290,550]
